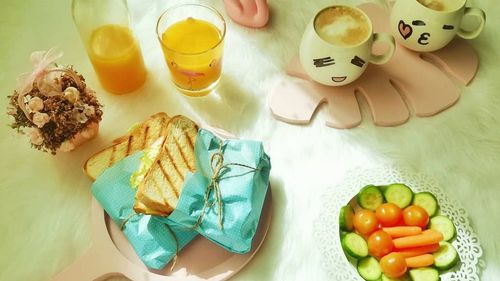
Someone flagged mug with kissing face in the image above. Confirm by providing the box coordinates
[390,0,486,52]
[300,5,396,87]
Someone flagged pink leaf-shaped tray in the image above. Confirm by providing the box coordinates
[269,3,479,129]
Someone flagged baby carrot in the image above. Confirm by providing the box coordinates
[383,226,422,238]
[393,229,444,249]
[396,243,440,257]
[405,254,435,268]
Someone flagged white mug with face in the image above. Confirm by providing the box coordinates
[390,0,486,52]
[300,5,396,87]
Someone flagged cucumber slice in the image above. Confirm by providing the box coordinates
[381,274,410,281]
[433,241,460,270]
[341,232,369,259]
[413,192,439,217]
[429,215,456,241]
[383,184,413,209]
[357,185,384,211]
[357,256,382,281]
[408,267,439,281]
[339,205,355,231]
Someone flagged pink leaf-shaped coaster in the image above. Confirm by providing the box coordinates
[269,3,479,129]
[223,0,270,28]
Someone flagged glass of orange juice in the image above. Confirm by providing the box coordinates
[72,0,147,95]
[156,4,226,97]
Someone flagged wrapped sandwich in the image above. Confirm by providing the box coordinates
[88,114,199,269]
[85,113,199,216]
[86,113,271,268]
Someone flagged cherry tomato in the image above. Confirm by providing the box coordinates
[395,217,406,226]
[376,203,403,227]
[367,230,394,257]
[380,252,407,278]
[353,209,379,235]
[403,205,429,228]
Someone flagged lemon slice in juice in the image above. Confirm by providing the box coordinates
[90,24,136,59]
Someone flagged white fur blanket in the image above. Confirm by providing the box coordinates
[0,0,499,280]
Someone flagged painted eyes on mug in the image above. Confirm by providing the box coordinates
[351,56,366,68]
[314,57,335,67]
[412,20,454,30]
[313,56,366,68]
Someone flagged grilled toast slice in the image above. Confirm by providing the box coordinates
[133,115,199,216]
[83,113,170,180]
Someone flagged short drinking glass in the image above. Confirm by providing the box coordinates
[156,4,226,97]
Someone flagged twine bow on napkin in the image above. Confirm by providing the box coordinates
[192,142,259,231]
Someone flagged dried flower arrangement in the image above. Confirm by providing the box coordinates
[7,48,103,154]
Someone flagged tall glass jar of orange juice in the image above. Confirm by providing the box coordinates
[72,0,147,94]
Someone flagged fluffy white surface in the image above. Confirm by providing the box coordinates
[1,0,499,280]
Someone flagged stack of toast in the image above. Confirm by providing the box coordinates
[84,113,199,216]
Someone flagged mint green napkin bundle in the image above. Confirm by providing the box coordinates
[168,129,271,254]
[91,152,198,270]
[91,128,271,269]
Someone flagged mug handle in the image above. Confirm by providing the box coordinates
[457,7,486,40]
[370,33,396,65]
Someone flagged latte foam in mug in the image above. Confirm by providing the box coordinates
[314,6,371,47]
[300,5,396,86]
[417,0,457,11]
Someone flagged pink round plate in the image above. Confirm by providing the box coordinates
[53,189,272,281]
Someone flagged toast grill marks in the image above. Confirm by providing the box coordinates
[134,116,199,216]
[164,118,198,196]
[110,146,117,168]
[142,126,150,150]
[164,148,185,186]
[183,120,197,170]
[175,135,196,172]
[175,138,190,174]
[84,113,199,216]
[83,113,170,180]
[143,167,176,215]
[135,157,180,215]
[126,135,133,156]
[157,159,179,198]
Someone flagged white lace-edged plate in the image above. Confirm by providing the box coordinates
[314,167,484,281]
